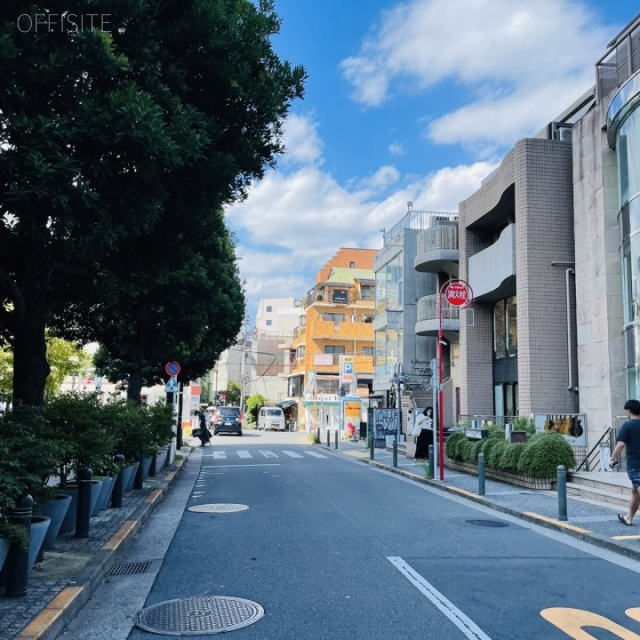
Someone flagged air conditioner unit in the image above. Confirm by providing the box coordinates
[550,122,572,142]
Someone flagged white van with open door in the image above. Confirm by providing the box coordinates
[258,406,285,431]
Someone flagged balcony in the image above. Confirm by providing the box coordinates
[468,223,515,301]
[414,224,459,275]
[415,294,460,336]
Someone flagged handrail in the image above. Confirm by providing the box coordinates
[576,427,612,472]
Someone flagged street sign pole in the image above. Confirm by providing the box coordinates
[438,280,473,481]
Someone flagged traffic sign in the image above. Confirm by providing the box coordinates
[165,376,179,392]
[444,281,472,307]
[165,361,181,377]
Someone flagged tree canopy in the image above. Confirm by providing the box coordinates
[0,0,306,404]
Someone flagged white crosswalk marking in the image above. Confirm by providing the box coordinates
[209,449,329,460]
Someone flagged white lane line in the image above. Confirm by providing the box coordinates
[282,450,304,458]
[387,557,492,640]
[237,450,253,459]
[209,463,281,468]
[212,451,227,459]
[259,450,279,458]
[305,451,328,459]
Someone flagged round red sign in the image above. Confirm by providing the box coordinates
[445,282,470,307]
[165,361,181,376]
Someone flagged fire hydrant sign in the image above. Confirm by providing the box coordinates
[445,281,472,307]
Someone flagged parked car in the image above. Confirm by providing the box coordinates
[212,406,243,436]
[257,406,285,431]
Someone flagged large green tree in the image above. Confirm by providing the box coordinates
[0,1,305,406]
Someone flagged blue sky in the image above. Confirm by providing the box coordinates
[226,0,635,325]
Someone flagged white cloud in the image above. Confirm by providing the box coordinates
[388,142,405,155]
[341,0,615,146]
[280,113,324,167]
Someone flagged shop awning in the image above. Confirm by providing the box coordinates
[277,399,297,409]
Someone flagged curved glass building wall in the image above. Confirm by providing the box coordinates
[611,71,640,397]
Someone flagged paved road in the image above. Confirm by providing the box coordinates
[60,431,640,640]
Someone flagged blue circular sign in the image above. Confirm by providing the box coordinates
[165,361,181,376]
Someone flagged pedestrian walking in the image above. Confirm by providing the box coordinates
[412,406,434,460]
[609,399,640,525]
[197,410,211,447]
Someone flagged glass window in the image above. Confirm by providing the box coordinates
[386,256,403,311]
[493,301,506,359]
[622,201,640,325]
[266,319,272,326]
[324,345,345,354]
[375,329,386,378]
[322,313,345,322]
[361,284,374,300]
[375,269,386,315]
[506,296,517,356]
[266,305,272,313]
[296,346,306,360]
[362,347,374,356]
[618,111,640,207]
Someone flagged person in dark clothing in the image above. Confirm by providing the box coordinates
[197,410,211,447]
[414,406,434,460]
[610,399,640,525]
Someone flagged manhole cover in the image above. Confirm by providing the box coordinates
[188,503,249,513]
[466,519,509,528]
[133,596,264,636]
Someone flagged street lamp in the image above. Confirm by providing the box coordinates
[437,279,473,481]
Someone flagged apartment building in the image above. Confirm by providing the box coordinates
[282,248,376,431]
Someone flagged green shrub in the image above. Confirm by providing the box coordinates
[445,432,466,460]
[512,415,536,436]
[517,431,576,477]
[485,438,508,469]
[499,442,525,470]
[484,438,507,468]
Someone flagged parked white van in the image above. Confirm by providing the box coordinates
[257,406,285,431]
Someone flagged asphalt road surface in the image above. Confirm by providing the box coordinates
[60,430,640,640]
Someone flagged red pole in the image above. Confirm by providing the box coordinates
[438,282,445,481]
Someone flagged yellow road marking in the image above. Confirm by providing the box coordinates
[15,586,83,639]
[449,486,480,499]
[346,451,368,459]
[612,534,640,540]
[102,520,137,551]
[146,489,162,504]
[523,512,589,534]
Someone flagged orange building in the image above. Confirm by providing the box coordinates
[281,248,376,432]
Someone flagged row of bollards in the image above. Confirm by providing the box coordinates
[2,449,167,598]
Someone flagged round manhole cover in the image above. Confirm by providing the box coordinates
[188,503,249,513]
[133,596,264,636]
[466,519,509,528]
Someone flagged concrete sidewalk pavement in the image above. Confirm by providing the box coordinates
[0,447,193,640]
[325,437,640,562]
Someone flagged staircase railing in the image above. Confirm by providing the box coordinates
[575,427,612,472]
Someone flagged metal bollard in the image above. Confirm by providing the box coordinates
[369,432,374,460]
[427,445,434,479]
[478,452,486,496]
[111,455,125,508]
[334,430,338,450]
[326,430,330,448]
[4,492,33,597]
[557,465,568,521]
[316,428,320,443]
[75,466,93,538]
[134,454,145,490]
[149,452,157,478]
[392,438,398,468]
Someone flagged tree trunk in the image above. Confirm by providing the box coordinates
[12,278,49,407]
[127,370,143,404]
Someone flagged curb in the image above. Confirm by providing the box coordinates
[329,447,640,564]
[14,452,191,640]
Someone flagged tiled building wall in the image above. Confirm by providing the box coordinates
[514,139,574,415]
[458,138,574,419]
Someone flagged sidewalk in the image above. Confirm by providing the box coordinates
[0,447,193,640]
[326,437,640,562]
